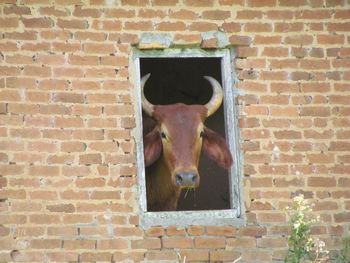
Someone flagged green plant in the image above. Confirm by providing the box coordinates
[284,194,329,263]
[336,236,350,263]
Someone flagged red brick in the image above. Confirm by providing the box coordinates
[145,251,177,261]
[274,130,302,139]
[169,9,198,19]
[245,23,272,32]
[72,130,104,140]
[76,178,105,188]
[317,34,345,45]
[300,107,330,117]
[162,237,193,248]
[266,10,293,19]
[330,141,350,151]
[2,55,23,67]
[210,251,241,262]
[274,178,305,187]
[131,239,161,249]
[94,20,123,31]
[249,177,273,187]
[165,226,186,236]
[275,22,304,32]
[114,227,143,237]
[57,19,88,29]
[183,0,214,5]
[31,239,62,249]
[308,177,336,187]
[178,249,209,261]
[194,237,225,248]
[145,227,165,237]
[222,0,245,6]
[227,238,256,248]
[0,42,18,51]
[46,204,75,213]
[334,212,350,223]
[0,66,21,76]
[73,6,101,17]
[257,237,287,248]
[80,253,112,262]
[334,9,350,19]
[97,240,128,249]
[202,10,231,20]
[124,21,153,31]
[206,226,236,237]
[63,214,93,224]
[279,0,307,5]
[30,214,60,224]
[152,0,178,4]
[296,10,332,19]
[22,17,53,28]
[285,35,313,45]
[261,71,288,80]
[10,128,41,139]
[4,5,31,15]
[328,22,350,32]
[249,0,276,6]
[188,21,218,31]
[55,117,84,128]
[120,0,149,5]
[254,35,282,45]
[39,6,68,16]
[156,21,186,31]
[60,190,89,200]
[313,201,338,211]
[47,252,77,262]
[90,191,120,200]
[0,190,26,200]
[257,212,286,223]
[262,47,289,57]
[104,8,135,18]
[0,17,19,28]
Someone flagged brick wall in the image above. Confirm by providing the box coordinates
[1,0,349,262]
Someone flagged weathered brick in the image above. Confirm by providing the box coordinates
[22,17,53,28]
[0,17,19,28]
[194,237,226,248]
[162,237,193,248]
[57,19,88,29]
[308,177,337,187]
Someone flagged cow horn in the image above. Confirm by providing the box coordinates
[203,76,224,117]
[141,73,154,116]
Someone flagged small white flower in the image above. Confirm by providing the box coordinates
[293,222,300,229]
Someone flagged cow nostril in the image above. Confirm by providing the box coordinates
[192,175,198,182]
[176,174,183,185]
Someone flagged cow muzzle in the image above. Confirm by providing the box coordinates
[175,172,199,188]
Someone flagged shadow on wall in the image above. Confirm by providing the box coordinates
[140,57,230,211]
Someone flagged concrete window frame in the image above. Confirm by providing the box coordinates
[132,48,244,227]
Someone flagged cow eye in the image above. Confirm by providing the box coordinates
[160,132,167,139]
[200,131,205,138]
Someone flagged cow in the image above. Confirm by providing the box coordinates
[141,73,233,211]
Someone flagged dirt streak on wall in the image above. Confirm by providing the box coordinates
[0,0,349,262]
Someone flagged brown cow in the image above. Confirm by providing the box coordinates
[141,74,233,211]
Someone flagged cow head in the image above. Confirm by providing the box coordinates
[142,73,233,189]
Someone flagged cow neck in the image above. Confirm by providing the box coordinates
[147,154,181,211]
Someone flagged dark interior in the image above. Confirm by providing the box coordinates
[140,57,230,211]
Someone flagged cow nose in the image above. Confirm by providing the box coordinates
[175,172,199,187]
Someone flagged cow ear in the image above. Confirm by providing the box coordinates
[143,128,162,167]
[202,127,233,169]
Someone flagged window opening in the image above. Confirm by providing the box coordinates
[134,49,243,227]
[141,57,230,211]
